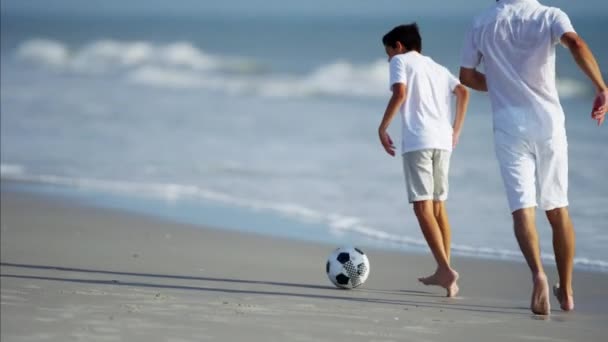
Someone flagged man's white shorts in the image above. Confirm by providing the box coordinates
[494,131,569,213]
[402,149,451,203]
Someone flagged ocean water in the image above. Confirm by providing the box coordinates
[1,11,607,272]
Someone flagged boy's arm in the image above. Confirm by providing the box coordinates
[378,83,407,157]
[459,67,488,92]
[452,84,470,148]
[561,32,608,125]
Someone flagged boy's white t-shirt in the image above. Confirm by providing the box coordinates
[389,51,460,153]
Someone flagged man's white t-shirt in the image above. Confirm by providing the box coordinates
[389,51,460,153]
[461,0,575,140]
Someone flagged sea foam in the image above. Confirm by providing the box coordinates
[13,38,591,99]
[2,165,607,273]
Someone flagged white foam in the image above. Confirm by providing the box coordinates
[12,38,589,99]
[15,39,69,68]
[0,164,25,176]
[7,39,386,98]
[2,169,607,273]
[15,39,233,74]
[556,77,591,98]
[159,42,217,70]
[299,59,387,98]
[70,40,153,73]
[127,66,203,88]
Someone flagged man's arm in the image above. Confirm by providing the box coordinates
[561,32,608,125]
[452,84,470,148]
[459,67,488,92]
[378,83,407,157]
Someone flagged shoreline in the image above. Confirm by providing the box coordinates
[2,179,606,275]
[2,184,608,341]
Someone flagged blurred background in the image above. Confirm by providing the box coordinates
[1,0,607,271]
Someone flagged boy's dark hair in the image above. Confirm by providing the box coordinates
[382,23,422,52]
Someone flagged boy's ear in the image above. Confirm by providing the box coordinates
[395,41,405,52]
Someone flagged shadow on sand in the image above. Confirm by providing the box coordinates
[1,262,528,316]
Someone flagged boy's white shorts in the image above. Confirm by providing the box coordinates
[494,130,569,213]
[402,149,451,203]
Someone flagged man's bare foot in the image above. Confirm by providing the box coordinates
[418,268,459,297]
[553,284,574,311]
[531,274,550,315]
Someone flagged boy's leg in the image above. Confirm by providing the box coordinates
[433,201,451,263]
[413,200,450,270]
[545,207,575,311]
[403,150,458,296]
[432,149,452,262]
[413,200,458,296]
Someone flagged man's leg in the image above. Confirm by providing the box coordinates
[494,132,550,314]
[546,207,575,311]
[512,207,550,315]
[414,200,458,297]
[433,201,451,263]
[536,133,573,311]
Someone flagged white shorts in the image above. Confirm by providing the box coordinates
[494,131,569,213]
[402,149,451,203]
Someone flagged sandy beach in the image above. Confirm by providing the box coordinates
[1,187,607,341]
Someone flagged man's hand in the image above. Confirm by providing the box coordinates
[378,130,395,156]
[561,32,608,126]
[592,89,608,126]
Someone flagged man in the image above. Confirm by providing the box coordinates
[459,0,607,315]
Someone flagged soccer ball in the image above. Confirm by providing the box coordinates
[326,246,370,289]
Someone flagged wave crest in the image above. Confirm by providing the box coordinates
[16,39,69,68]
[15,39,236,74]
[12,38,590,99]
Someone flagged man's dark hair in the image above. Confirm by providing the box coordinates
[382,23,422,52]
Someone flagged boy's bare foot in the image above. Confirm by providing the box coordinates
[447,282,459,298]
[418,268,459,297]
[553,284,574,311]
[531,273,550,315]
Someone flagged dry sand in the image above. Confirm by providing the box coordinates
[2,188,607,341]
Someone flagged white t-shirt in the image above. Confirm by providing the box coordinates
[389,51,460,153]
[461,0,575,140]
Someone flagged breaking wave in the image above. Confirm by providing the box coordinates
[13,38,589,99]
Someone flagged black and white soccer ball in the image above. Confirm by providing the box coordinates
[326,246,370,289]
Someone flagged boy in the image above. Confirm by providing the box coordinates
[378,23,469,297]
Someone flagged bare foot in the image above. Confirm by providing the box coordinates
[447,282,459,298]
[531,274,550,315]
[418,268,459,297]
[553,284,574,311]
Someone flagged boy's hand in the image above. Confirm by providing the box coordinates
[452,132,460,149]
[592,89,608,126]
[378,130,396,156]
